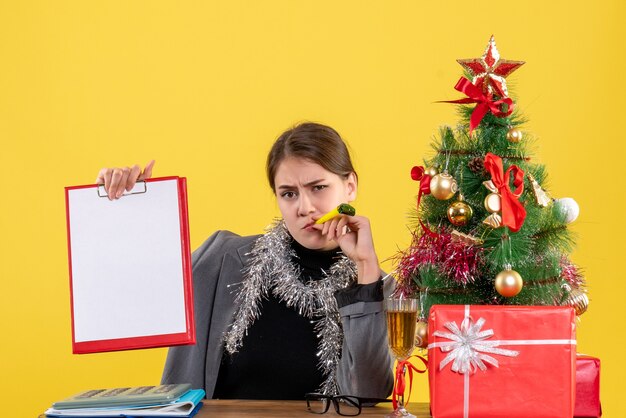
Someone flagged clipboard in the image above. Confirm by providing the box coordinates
[65,176,195,354]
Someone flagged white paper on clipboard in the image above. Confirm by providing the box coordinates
[65,176,194,353]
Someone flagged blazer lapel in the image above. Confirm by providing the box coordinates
[204,240,254,396]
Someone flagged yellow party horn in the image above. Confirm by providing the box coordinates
[315,203,356,224]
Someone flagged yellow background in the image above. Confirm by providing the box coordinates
[1,1,624,416]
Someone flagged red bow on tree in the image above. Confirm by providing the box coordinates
[411,166,432,209]
[411,166,439,237]
[484,152,526,232]
[442,77,514,136]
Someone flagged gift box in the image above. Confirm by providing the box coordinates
[428,305,576,418]
[575,355,602,417]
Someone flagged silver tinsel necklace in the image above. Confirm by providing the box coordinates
[222,220,356,395]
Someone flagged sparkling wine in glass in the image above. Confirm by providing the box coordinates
[385,297,418,418]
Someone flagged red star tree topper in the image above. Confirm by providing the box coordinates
[457,35,525,98]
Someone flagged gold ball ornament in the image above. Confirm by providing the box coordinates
[484,193,502,213]
[447,200,474,226]
[506,128,523,143]
[430,173,458,200]
[495,269,523,297]
[424,166,439,177]
[566,288,589,316]
[415,320,429,348]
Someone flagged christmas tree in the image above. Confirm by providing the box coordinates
[394,36,588,346]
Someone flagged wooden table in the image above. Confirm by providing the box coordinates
[194,399,432,417]
[40,400,432,417]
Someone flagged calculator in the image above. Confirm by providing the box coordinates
[52,383,192,409]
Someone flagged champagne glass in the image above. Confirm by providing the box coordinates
[384,297,418,418]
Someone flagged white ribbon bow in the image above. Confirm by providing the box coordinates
[433,316,519,374]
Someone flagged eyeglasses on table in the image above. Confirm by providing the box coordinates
[305,393,392,416]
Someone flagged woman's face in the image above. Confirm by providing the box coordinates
[274,157,357,250]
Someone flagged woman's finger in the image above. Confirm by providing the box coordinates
[333,217,344,237]
[116,167,131,198]
[126,165,142,191]
[113,167,130,199]
[321,217,331,237]
[107,169,121,200]
[336,216,350,236]
[96,168,113,195]
[95,168,109,185]
[139,160,155,180]
[108,168,126,200]
[346,215,370,234]
[325,218,335,241]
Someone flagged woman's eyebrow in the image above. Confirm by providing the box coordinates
[277,179,325,190]
[303,179,325,187]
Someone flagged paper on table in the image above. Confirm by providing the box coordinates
[45,389,205,417]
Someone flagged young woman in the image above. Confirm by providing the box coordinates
[96,122,393,400]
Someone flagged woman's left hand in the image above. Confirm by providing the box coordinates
[315,215,381,284]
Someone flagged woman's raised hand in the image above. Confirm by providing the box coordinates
[318,214,382,285]
[95,160,155,200]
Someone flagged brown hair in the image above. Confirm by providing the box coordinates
[266,122,357,193]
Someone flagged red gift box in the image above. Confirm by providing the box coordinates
[575,355,602,417]
[428,305,576,418]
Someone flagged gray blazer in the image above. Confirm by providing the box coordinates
[162,230,394,398]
